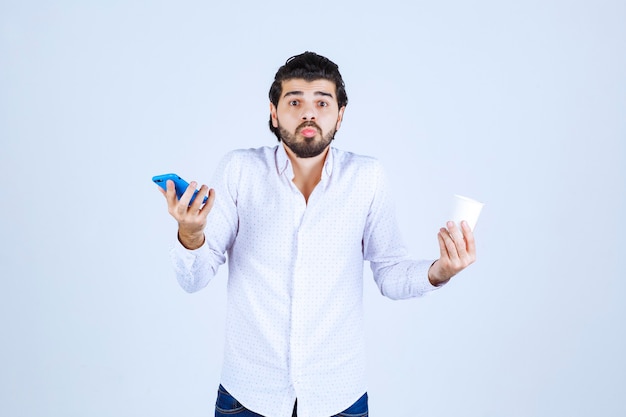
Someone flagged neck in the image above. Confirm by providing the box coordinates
[283,143,329,178]
[282,143,329,202]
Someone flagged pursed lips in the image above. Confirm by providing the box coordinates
[298,122,321,138]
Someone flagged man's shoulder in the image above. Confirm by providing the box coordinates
[332,147,382,171]
[220,145,278,167]
[224,145,277,159]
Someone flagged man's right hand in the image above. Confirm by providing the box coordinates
[158,179,216,250]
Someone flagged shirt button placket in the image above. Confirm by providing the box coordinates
[290,192,307,393]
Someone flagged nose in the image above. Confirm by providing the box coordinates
[301,103,316,121]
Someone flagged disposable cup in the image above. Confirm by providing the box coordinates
[450,194,484,234]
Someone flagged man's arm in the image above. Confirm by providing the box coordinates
[157,152,241,293]
[158,180,221,293]
[364,162,476,299]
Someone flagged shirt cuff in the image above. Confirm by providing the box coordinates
[414,259,444,294]
[170,235,210,270]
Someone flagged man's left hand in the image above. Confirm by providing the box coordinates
[428,221,476,286]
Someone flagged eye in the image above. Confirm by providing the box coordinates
[289,100,299,106]
[318,101,328,107]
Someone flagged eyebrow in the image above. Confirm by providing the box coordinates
[283,90,334,99]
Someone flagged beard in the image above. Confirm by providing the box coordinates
[278,121,337,158]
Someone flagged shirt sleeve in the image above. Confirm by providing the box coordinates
[169,152,240,293]
[363,162,442,300]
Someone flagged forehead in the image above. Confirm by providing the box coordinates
[280,78,337,99]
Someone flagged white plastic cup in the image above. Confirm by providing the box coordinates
[450,195,484,234]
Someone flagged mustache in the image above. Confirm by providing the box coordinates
[298,121,322,131]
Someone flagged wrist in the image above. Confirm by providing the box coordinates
[428,260,450,287]
[177,230,205,250]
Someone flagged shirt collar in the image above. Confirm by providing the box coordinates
[275,144,335,180]
[322,146,334,180]
[275,143,291,176]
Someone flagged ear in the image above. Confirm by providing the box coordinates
[270,102,279,128]
[335,106,346,131]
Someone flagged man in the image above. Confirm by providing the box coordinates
[159,52,476,417]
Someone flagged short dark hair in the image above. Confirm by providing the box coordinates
[268,52,348,140]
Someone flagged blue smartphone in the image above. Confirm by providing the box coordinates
[152,173,208,205]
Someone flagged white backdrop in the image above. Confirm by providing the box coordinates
[1,1,624,416]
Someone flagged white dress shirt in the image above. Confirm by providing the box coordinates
[170,145,440,417]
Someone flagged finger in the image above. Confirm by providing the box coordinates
[199,188,216,216]
[157,186,166,197]
[165,180,178,207]
[189,184,209,212]
[437,229,449,260]
[448,221,474,261]
[446,221,463,242]
[440,227,459,260]
[461,221,477,260]
[178,181,197,208]
[447,220,470,259]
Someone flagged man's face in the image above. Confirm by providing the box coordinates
[270,78,345,158]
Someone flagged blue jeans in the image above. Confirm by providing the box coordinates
[215,385,368,417]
